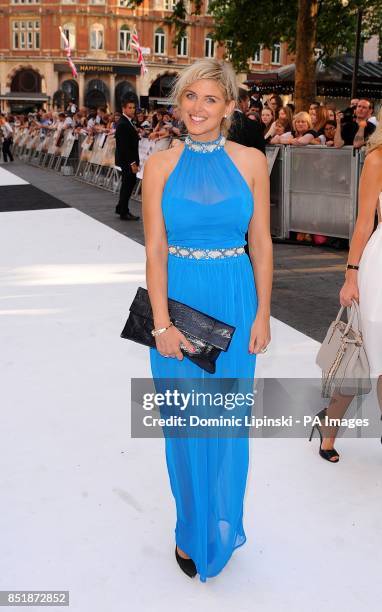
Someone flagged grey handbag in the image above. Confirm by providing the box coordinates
[316,299,371,398]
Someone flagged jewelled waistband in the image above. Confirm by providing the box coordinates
[168,245,246,260]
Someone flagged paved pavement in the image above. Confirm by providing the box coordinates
[1,160,348,341]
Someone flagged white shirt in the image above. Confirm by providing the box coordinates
[1,122,13,138]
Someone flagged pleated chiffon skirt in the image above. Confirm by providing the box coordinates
[150,252,258,582]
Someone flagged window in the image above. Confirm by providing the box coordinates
[177,35,188,57]
[205,33,214,58]
[119,0,129,5]
[12,20,40,49]
[61,23,76,49]
[11,68,41,93]
[61,0,75,3]
[11,0,39,3]
[206,0,212,14]
[119,25,130,52]
[271,42,281,64]
[89,0,105,4]
[253,44,263,63]
[164,0,176,9]
[154,28,165,55]
[225,39,233,61]
[90,24,104,50]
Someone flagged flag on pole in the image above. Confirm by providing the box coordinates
[130,27,148,77]
[59,26,78,78]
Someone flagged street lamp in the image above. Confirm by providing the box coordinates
[342,0,363,99]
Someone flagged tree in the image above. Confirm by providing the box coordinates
[129,0,382,110]
[295,0,319,112]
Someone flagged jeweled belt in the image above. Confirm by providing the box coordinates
[168,245,246,260]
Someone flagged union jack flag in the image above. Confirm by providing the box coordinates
[130,27,148,76]
[59,26,78,78]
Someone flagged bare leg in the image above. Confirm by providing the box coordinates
[321,374,382,457]
[176,546,191,559]
[377,375,382,414]
[320,393,355,460]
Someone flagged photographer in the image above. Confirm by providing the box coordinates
[334,99,376,149]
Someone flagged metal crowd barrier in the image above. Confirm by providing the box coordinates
[13,126,79,175]
[267,145,360,239]
[74,132,120,192]
[73,133,172,195]
[266,145,286,239]
[12,128,363,241]
[12,127,173,198]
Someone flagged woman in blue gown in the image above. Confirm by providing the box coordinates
[142,59,273,582]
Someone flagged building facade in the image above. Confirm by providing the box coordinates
[0,0,292,113]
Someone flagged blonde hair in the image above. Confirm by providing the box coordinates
[170,58,238,136]
[292,111,312,133]
[366,106,382,155]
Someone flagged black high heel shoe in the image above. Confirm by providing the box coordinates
[309,408,340,463]
[175,545,197,578]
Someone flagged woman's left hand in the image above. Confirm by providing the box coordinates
[249,314,271,354]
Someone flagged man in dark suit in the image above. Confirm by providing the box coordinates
[115,95,140,220]
[228,89,266,154]
[228,89,267,255]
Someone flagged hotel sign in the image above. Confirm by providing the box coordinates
[54,63,140,76]
[79,64,114,73]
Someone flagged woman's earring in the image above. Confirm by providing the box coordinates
[224,114,227,118]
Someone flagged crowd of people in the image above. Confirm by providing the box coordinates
[0,89,379,164]
[241,90,378,149]
[1,90,379,245]
[0,103,188,159]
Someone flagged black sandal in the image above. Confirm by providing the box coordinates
[175,545,197,578]
[309,408,340,463]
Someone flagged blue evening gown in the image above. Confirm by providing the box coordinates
[149,134,258,582]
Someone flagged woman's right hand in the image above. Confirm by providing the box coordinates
[339,278,359,307]
[155,325,196,360]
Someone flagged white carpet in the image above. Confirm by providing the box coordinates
[0,207,381,612]
[0,166,28,186]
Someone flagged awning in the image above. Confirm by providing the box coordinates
[245,57,382,97]
[247,63,295,83]
[0,92,50,101]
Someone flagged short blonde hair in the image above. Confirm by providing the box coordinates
[366,106,382,155]
[170,58,238,136]
[292,111,312,132]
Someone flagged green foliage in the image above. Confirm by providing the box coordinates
[129,0,382,69]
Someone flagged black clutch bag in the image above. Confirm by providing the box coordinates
[120,287,236,374]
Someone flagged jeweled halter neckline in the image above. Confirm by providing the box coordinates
[184,133,226,153]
